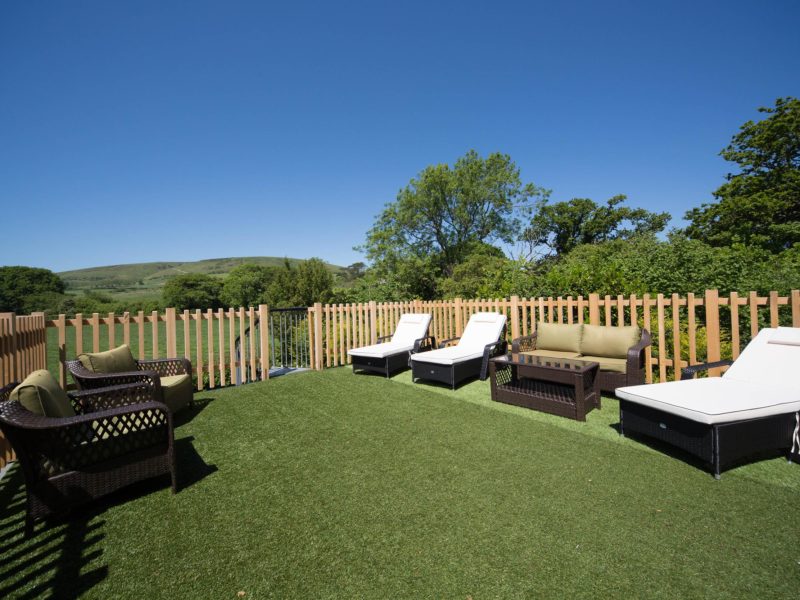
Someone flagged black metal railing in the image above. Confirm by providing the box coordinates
[234,307,310,384]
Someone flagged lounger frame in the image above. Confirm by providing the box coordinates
[351,336,435,378]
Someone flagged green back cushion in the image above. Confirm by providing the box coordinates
[581,325,640,358]
[535,322,583,353]
[78,344,138,374]
[10,369,75,417]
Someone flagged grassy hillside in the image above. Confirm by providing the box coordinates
[59,256,344,301]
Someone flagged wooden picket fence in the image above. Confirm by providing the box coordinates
[308,290,800,382]
[0,312,48,469]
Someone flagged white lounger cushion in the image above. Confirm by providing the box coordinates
[616,378,800,425]
[408,345,486,365]
[347,313,431,358]
[616,327,800,424]
[410,312,506,365]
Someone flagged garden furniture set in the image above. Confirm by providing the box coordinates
[1,314,797,535]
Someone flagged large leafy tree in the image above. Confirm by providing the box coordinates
[362,150,544,288]
[523,195,670,257]
[684,97,800,252]
[0,266,66,313]
[162,274,223,310]
[220,264,275,308]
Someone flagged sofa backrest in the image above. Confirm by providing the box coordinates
[723,327,800,386]
[391,313,432,346]
[459,312,506,351]
[536,322,583,353]
[581,324,641,358]
[78,344,138,374]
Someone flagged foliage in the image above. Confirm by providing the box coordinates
[684,97,800,252]
[0,266,65,313]
[524,194,670,257]
[220,264,275,308]
[162,274,223,310]
[291,258,334,306]
[361,150,544,288]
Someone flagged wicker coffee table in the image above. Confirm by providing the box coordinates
[489,353,601,421]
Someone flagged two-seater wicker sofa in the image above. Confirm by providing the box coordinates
[511,322,651,394]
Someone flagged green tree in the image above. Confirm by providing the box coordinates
[684,97,800,252]
[524,195,670,257]
[292,258,334,306]
[0,266,66,313]
[162,274,223,310]
[362,150,544,295]
[220,264,275,308]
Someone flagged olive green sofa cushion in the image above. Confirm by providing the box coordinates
[580,325,640,359]
[578,355,628,373]
[10,369,75,417]
[160,374,193,412]
[535,322,583,353]
[78,344,139,374]
[521,349,582,360]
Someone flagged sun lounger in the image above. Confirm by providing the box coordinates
[616,327,800,478]
[348,313,433,377]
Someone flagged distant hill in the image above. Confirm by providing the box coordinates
[59,257,344,301]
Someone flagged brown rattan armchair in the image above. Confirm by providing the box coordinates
[0,380,176,535]
[67,352,193,413]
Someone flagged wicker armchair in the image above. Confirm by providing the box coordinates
[67,353,193,413]
[0,380,175,535]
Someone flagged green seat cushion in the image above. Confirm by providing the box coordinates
[535,322,583,353]
[581,325,640,358]
[579,355,628,373]
[10,369,75,417]
[160,374,193,413]
[78,344,138,374]
[520,349,582,360]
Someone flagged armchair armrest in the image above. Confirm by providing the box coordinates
[0,382,19,402]
[680,360,734,380]
[626,329,652,370]
[376,335,392,343]
[480,339,509,381]
[137,357,192,378]
[69,381,162,413]
[511,333,537,354]
[438,336,461,349]
[72,368,160,390]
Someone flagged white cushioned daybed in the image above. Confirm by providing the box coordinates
[410,312,507,389]
[347,313,432,377]
[616,327,800,478]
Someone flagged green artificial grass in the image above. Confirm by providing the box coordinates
[1,368,799,598]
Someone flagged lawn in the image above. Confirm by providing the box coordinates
[1,368,798,598]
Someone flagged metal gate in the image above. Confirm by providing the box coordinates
[235,307,310,384]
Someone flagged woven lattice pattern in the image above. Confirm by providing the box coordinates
[0,380,175,532]
[138,358,192,377]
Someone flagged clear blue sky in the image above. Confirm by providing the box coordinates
[1,0,798,272]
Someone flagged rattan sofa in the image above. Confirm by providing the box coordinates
[410,312,507,389]
[67,344,193,412]
[0,371,175,535]
[348,313,434,377]
[616,327,800,478]
[511,322,651,394]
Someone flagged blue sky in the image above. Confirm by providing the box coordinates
[1,0,798,272]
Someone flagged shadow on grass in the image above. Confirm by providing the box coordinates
[175,435,218,491]
[175,396,215,426]
[0,467,108,599]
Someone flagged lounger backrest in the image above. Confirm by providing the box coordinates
[723,327,800,386]
[457,312,506,350]
[391,313,432,346]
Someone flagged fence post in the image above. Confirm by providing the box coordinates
[369,300,378,344]
[455,298,463,336]
[259,304,270,380]
[792,290,800,327]
[314,303,324,370]
[588,294,600,325]
[6,313,18,381]
[705,289,722,377]
[165,307,177,357]
[57,314,67,389]
[510,295,520,340]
